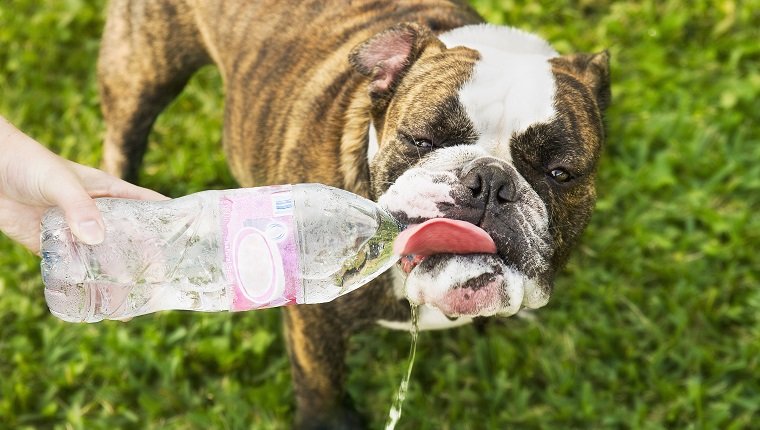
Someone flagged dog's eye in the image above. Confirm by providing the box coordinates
[399,133,436,150]
[411,137,434,149]
[549,168,573,183]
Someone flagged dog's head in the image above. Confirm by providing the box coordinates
[350,23,610,318]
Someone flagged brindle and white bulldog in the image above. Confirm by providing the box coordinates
[98,0,610,428]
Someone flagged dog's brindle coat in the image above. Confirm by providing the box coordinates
[98,1,609,428]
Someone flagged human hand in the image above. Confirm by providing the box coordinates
[0,116,166,254]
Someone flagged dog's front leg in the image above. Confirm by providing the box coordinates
[284,305,365,430]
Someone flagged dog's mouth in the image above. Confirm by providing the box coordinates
[394,218,497,273]
[392,218,550,317]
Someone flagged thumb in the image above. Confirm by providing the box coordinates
[44,172,106,246]
[62,197,106,246]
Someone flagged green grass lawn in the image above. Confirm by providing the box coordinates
[1,0,759,428]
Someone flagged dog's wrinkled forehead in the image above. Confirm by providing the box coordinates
[369,24,560,166]
[438,24,559,160]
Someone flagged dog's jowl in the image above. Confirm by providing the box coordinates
[98,1,609,428]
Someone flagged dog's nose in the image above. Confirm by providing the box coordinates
[462,164,518,206]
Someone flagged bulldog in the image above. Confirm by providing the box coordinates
[98,0,610,428]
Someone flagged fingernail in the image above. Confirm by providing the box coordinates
[76,220,105,245]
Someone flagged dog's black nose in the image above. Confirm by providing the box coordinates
[462,163,518,206]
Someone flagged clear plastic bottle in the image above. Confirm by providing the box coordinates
[40,184,401,322]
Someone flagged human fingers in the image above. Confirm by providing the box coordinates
[0,196,47,254]
[67,161,168,201]
[40,163,106,246]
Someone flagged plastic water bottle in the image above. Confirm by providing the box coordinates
[40,184,402,322]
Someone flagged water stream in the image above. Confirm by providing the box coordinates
[384,303,420,430]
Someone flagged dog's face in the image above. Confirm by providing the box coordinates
[350,24,610,318]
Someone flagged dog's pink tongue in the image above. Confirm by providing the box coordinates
[393,218,497,257]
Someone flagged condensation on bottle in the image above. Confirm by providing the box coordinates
[40,184,401,322]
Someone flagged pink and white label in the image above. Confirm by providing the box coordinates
[219,186,302,311]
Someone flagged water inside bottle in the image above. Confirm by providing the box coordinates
[42,197,229,322]
[294,185,401,304]
[384,302,419,430]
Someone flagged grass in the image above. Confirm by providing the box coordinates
[1,0,759,428]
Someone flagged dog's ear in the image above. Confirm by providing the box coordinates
[350,23,443,96]
[551,51,611,112]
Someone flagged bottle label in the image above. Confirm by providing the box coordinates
[219,185,302,311]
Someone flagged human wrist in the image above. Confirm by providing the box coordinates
[0,116,62,203]
[0,117,17,196]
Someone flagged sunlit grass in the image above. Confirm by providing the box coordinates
[1,1,758,428]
